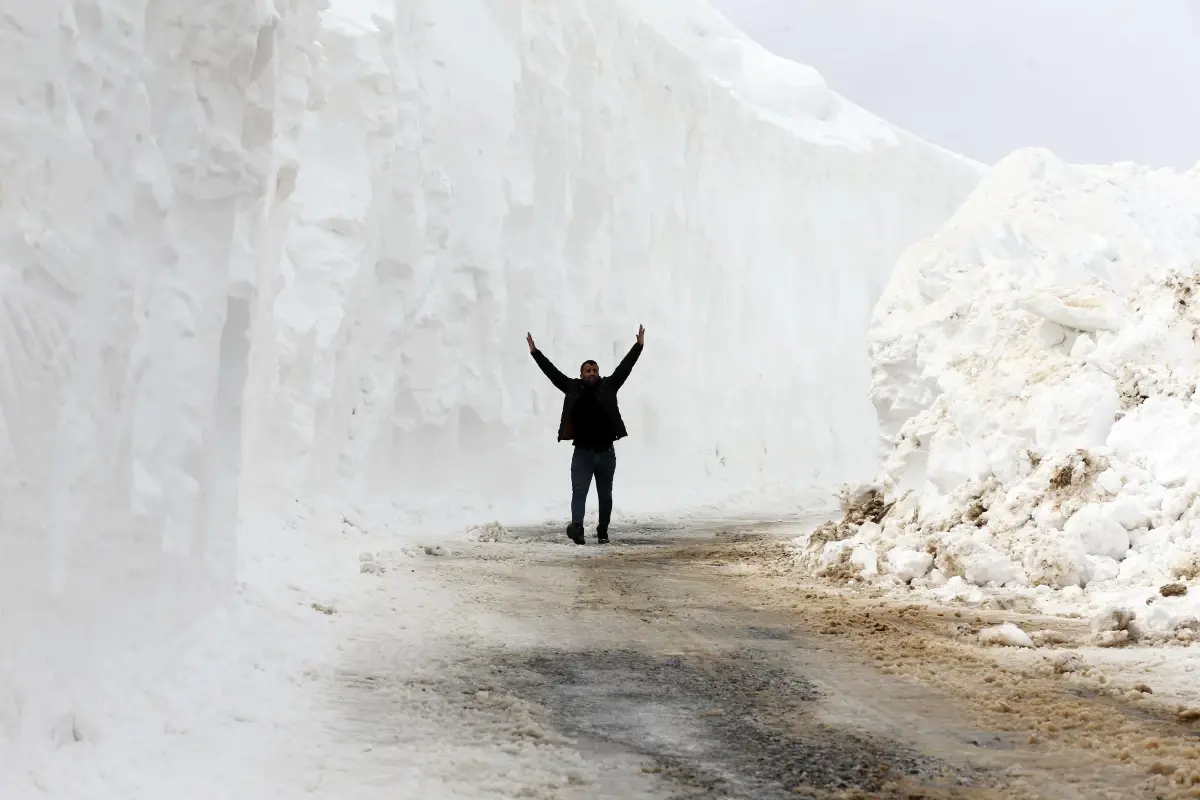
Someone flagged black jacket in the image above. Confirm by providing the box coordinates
[531,343,643,443]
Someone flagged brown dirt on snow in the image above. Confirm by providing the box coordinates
[604,533,1200,799]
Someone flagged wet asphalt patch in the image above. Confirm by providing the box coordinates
[743,626,792,641]
[499,647,1000,799]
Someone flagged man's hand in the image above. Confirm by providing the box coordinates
[636,324,645,346]
[526,332,536,353]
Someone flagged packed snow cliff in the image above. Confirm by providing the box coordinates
[238,0,984,533]
[0,0,294,717]
[798,148,1200,642]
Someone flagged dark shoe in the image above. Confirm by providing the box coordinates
[596,529,609,545]
[566,522,585,545]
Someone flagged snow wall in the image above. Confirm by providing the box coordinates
[0,0,981,739]
[0,0,309,730]
[806,148,1200,638]
[238,0,983,535]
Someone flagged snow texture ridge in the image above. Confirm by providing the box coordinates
[806,148,1200,639]
[0,0,323,746]
[239,0,983,535]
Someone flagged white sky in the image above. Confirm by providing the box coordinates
[711,0,1200,168]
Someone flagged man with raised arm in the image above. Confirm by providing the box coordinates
[526,326,645,545]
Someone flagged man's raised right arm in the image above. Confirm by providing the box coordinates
[527,332,572,393]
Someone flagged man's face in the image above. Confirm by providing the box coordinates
[581,362,600,384]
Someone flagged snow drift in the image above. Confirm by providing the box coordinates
[238,0,983,534]
[802,148,1200,639]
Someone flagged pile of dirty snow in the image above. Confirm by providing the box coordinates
[795,149,1200,643]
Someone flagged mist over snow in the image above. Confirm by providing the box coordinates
[0,0,980,784]
[6,0,1197,795]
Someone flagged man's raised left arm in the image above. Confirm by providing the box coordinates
[609,325,645,391]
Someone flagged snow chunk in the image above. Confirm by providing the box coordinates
[1090,607,1136,635]
[1063,504,1130,560]
[1025,537,1091,588]
[978,623,1034,648]
[935,538,1023,587]
[1103,496,1148,531]
[850,546,880,577]
[1051,653,1085,673]
[886,548,934,582]
[1019,286,1123,333]
[1168,544,1200,580]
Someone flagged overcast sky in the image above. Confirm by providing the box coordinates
[711,0,1200,168]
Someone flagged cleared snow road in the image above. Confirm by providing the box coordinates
[315,521,1200,799]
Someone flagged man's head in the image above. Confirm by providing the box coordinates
[579,359,600,384]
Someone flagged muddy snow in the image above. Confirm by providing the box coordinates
[314,519,1200,799]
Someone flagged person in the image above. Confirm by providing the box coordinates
[527,326,645,544]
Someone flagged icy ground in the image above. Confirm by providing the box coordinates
[11,514,1200,800]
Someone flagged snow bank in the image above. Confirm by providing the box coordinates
[0,0,320,747]
[239,0,982,534]
[801,148,1200,639]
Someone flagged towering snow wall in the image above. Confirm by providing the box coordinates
[807,148,1200,636]
[0,0,320,725]
[240,0,983,531]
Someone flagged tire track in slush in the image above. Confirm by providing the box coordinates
[328,520,1190,798]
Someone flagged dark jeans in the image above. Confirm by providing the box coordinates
[570,446,616,531]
